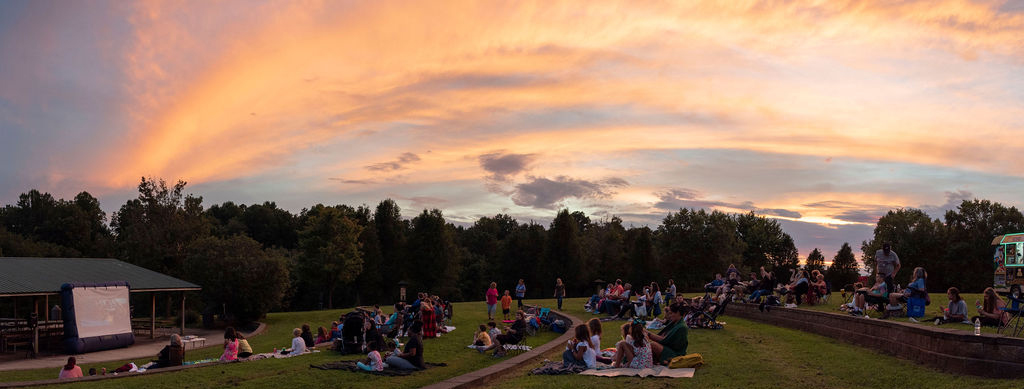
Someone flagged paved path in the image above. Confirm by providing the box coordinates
[0,325,262,372]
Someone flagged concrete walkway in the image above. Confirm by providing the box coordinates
[0,325,262,372]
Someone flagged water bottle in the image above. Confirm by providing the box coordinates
[974,318,981,336]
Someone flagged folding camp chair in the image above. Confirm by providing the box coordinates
[999,295,1024,337]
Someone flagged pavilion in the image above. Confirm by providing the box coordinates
[0,257,200,356]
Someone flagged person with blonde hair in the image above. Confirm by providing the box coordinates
[153,334,185,368]
[282,327,307,356]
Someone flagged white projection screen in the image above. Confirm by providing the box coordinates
[71,285,132,338]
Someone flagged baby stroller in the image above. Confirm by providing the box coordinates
[338,311,367,354]
[686,292,732,329]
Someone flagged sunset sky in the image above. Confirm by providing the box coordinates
[2,0,1023,259]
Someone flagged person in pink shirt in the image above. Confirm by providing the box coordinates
[58,357,83,379]
[485,282,499,320]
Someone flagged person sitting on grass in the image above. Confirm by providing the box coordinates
[236,333,253,359]
[487,321,501,344]
[647,302,688,365]
[281,327,307,356]
[587,318,610,364]
[152,334,184,368]
[563,324,596,369]
[357,340,384,372]
[58,357,83,379]
[301,324,315,348]
[972,287,1009,327]
[839,282,864,312]
[928,287,968,325]
[854,274,889,317]
[482,310,528,356]
[316,326,330,344]
[613,319,654,369]
[386,321,425,369]
[786,270,811,306]
[220,327,239,361]
[474,324,492,347]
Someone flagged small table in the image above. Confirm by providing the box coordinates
[181,337,206,349]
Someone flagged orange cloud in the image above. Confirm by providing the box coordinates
[90,0,1024,192]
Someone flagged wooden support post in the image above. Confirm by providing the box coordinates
[44,295,48,320]
[180,293,186,336]
[151,293,156,340]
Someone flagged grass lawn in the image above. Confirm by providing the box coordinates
[490,297,1016,389]
[0,300,558,388]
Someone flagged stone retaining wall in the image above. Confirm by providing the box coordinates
[728,302,1024,378]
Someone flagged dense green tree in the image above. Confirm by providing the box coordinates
[185,235,290,324]
[804,248,825,273]
[111,178,210,278]
[546,209,585,296]
[827,243,859,289]
[625,225,657,290]
[407,209,462,299]
[735,212,799,273]
[655,209,744,289]
[941,200,1024,292]
[0,190,113,256]
[297,205,364,308]
[582,217,626,289]
[374,199,408,290]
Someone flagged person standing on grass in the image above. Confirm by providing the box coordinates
[501,290,513,320]
[554,278,566,310]
[516,279,527,309]
[486,282,499,320]
[665,279,676,302]
[875,242,901,292]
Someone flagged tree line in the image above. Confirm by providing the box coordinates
[2,177,1019,323]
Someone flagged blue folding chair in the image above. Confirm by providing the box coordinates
[998,295,1024,337]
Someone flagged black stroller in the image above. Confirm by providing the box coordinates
[338,311,367,354]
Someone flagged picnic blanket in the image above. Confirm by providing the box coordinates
[310,361,447,376]
[529,361,587,375]
[580,366,695,378]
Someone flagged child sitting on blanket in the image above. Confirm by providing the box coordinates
[563,324,597,369]
[357,340,384,372]
[474,324,492,347]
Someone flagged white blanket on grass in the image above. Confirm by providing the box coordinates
[580,366,695,378]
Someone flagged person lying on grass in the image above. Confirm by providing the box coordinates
[646,302,688,365]
[562,324,597,369]
[612,320,654,369]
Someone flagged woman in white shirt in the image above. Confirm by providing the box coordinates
[283,328,306,356]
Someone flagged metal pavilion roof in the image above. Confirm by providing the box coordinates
[0,257,200,297]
